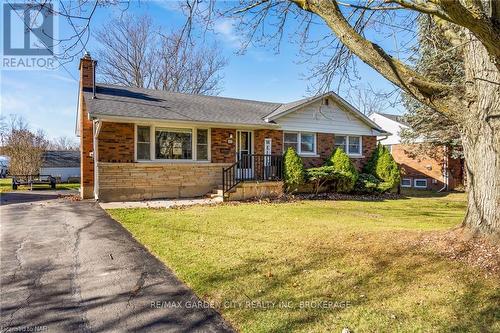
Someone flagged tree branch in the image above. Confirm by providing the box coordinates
[291,0,458,113]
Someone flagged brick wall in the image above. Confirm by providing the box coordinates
[391,144,445,190]
[98,122,135,162]
[211,128,236,163]
[254,129,283,155]
[351,136,377,170]
[79,54,96,199]
[301,134,377,170]
[301,133,334,168]
[98,162,230,201]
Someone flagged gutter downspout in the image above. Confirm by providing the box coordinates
[93,120,102,200]
[438,147,449,192]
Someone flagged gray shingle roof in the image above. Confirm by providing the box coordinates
[82,84,386,133]
[42,151,80,168]
[83,84,282,126]
[378,112,408,126]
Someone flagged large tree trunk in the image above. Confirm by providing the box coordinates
[460,31,500,236]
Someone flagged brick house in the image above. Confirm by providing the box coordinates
[77,54,387,201]
[369,112,464,191]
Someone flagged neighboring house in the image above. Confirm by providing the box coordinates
[369,112,464,191]
[40,151,81,182]
[76,54,388,201]
[0,156,9,178]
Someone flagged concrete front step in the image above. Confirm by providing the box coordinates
[207,181,284,201]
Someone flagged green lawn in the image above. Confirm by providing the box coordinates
[0,178,80,192]
[108,192,499,333]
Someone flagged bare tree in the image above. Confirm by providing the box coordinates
[96,14,227,95]
[21,1,500,234]
[48,136,80,151]
[96,14,158,88]
[348,85,388,115]
[1,116,48,175]
[175,0,499,235]
[154,32,227,95]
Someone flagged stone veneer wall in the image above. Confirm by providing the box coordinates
[97,162,231,202]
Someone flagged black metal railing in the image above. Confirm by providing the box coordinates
[222,154,283,195]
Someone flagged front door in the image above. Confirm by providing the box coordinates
[236,130,253,179]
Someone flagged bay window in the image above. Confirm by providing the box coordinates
[283,132,316,155]
[334,135,362,156]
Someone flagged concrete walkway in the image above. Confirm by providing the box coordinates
[0,191,233,332]
[99,197,223,209]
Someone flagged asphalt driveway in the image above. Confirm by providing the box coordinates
[0,192,234,332]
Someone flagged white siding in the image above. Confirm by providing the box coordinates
[275,100,378,135]
[39,167,80,182]
[369,113,408,145]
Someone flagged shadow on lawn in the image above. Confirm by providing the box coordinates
[190,233,499,332]
[290,189,462,203]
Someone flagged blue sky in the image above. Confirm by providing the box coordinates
[1,1,404,140]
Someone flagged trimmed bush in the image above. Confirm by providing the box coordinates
[305,166,354,194]
[283,147,305,192]
[363,144,401,190]
[326,148,358,192]
[354,173,394,194]
[354,173,381,194]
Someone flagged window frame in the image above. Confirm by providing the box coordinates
[401,178,412,188]
[195,128,210,161]
[414,178,428,188]
[134,124,211,162]
[347,135,362,156]
[334,135,362,157]
[155,127,193,160]
[283,132,299,153]
[283,131,317,156]
[136,125,152,161]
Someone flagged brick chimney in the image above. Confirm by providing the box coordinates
[79,53,97,199]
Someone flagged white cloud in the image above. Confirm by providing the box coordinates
[214,19,243,49]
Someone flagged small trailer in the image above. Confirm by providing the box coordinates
[12,175,56,190]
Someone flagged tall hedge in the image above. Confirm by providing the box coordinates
[283,147,305,192]
[364,143,401,189]
[326,148,358,192]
